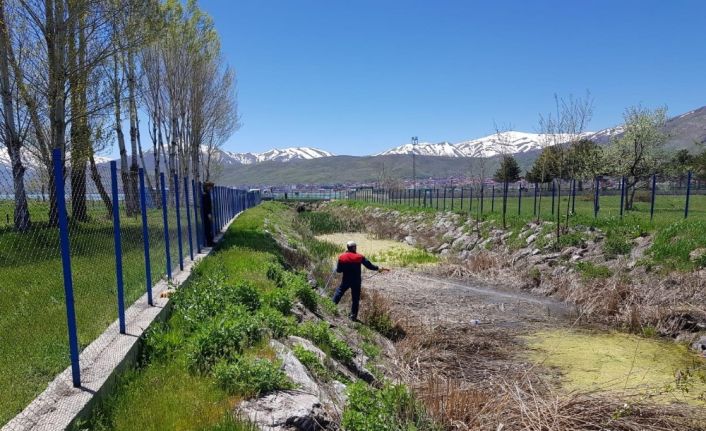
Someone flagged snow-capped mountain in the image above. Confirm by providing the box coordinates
[378,131,588,158]
[377,141,465,157]
[215,147,334,165]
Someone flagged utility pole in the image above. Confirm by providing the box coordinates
[411,136,418,189]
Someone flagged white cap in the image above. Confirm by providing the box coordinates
[346,241,357,248]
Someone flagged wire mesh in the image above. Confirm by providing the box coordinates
[0,160,67,425]
[0,152,257,427]
[347,174,706,225]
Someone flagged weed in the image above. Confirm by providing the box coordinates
[360,291,405,341]
[342,382,440,431]
[142,322,182,364]
[284,271,318,312]
[361,342,381,360]
[255,306,295,338]
[295,321,354,363]
[293,345,331,381]
[317,295,340,316]
[263,288,294,315]
[575,261,614,280]
[187,307,264,373]
[213,357,292,398]
[605,231,633,257]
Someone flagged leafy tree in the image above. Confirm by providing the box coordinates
[494,154,521,182]
[526,146,565,183]
[566,138,604,181]
[664,148,694,184]
[606,106,667,210]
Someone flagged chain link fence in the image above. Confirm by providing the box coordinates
[288,174,706,226]
[0,149,261,427]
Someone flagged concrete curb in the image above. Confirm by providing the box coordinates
[3,214,240,431]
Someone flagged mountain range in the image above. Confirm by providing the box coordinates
[2,106,706,186]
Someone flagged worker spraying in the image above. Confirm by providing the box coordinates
[332,240,388,321]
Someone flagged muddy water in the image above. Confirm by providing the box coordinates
[367,268,706,405]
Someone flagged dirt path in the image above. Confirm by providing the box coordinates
[365,269,575,331]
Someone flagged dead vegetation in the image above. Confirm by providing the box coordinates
[416,374,706,431]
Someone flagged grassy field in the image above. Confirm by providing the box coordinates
[0,199,194,425]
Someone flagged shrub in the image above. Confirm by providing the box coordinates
[284,272,318,312]
[255,306,294,338]
[213,357,292,398]
[231,282,261,312]
[295,321,354,363]
[298,211,355,234]
[266,263,285,288]
[263,288,294,315]
[342,382,440,431]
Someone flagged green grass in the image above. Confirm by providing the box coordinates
[0,200,192,425]
[368,247,438,267]
[575,261,614,280]
[73,202,305,430]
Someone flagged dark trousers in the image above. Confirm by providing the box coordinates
[332,283,361,319]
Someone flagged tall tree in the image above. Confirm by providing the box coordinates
[0,0,30,230]
[494,154,521,182]
[607,106,667,210]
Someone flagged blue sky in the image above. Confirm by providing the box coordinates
[189,0,706,156]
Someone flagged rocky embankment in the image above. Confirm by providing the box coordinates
[321,203,706,353]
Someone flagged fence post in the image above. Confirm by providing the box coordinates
[650,174,657,222]
[192,179,201,253]
[620,176,625,219]
[138,169,153,306]
[450,187,454,211]
[160,172,172,280]
[533,183,538,216]
[460,188,464,212]
[479,184,483,218]
[593,177,600,218]
[551,181,556,215]
[571,179,577,214]
[436,188,440,209]
[184,177,194,261]
[502,180,508,228]
[491,185,495,212]
[174,174,184,271]
[685,170,692,219]
[53,148,81,387]
[518,185,522,215]
[469,187,473,213]
[109,161,126,334]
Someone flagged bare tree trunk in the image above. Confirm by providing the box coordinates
[126,47,140,215]
[168,113,177,205]
[89,150,112,217]
[69,7,90,222]
[46,0,69,226]
[0,0,30,231]
[112,51,132,217]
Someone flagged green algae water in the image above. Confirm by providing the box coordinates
[526,330,706,405]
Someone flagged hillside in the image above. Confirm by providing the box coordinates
[217,153,540,187]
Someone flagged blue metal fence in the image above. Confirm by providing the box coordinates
[23,149,262,393]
